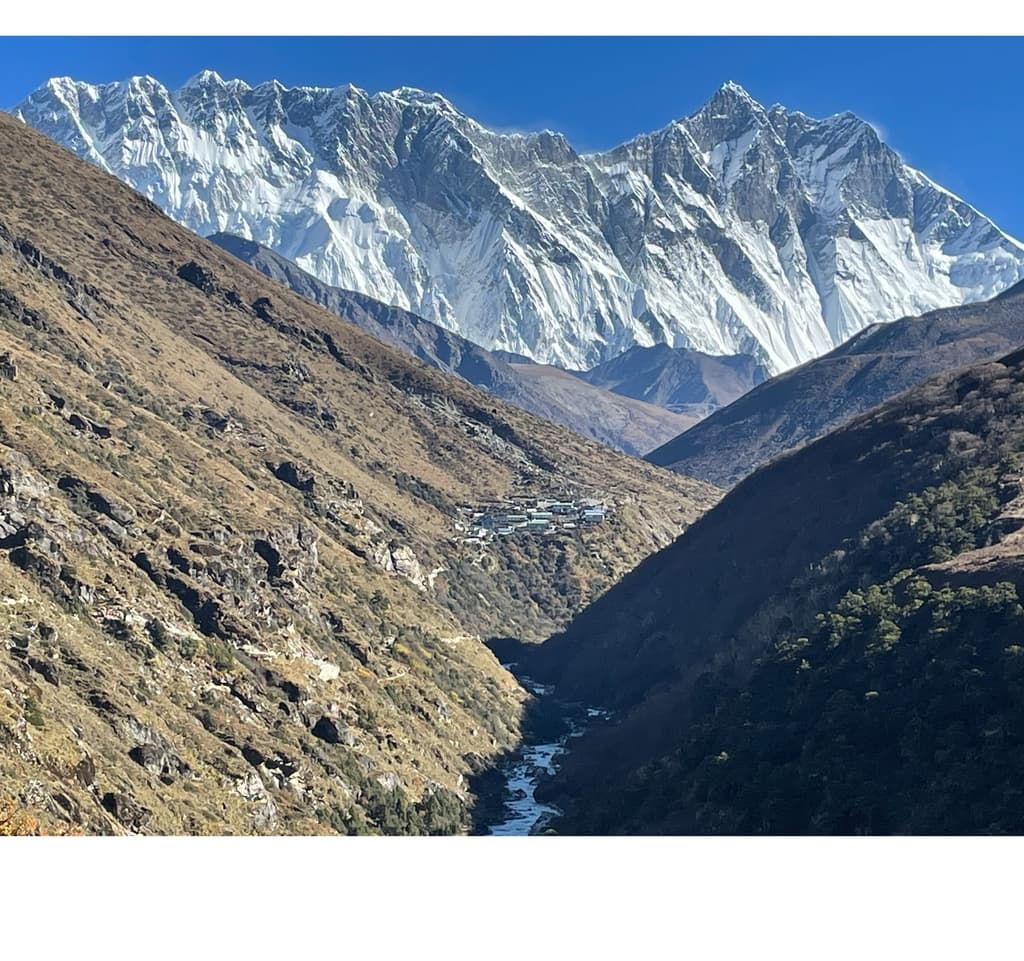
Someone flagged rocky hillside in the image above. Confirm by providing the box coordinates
[576,343,766,419]
[0,113,717,835]
[649,281,1024,487]
[210,233,693,456]
[15,74,1024,373]
[526,342,1024,833]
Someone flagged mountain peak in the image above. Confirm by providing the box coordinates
[716,79,757,102]
[697,80,764,115]
[123,74,168,96]
[388,86,458,112]
[36,75,90,103]
[178,70,254,101]
[44,74,76,92]
[686,79,769,144]
[182,68,226,88]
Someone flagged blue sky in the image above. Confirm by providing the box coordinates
[2,36,1022,237]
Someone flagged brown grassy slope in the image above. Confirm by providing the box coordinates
[496,360,697,456]
[0,113,718,835]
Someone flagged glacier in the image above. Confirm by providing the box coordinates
[14,72,1024,374]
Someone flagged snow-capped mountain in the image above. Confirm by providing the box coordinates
[15,72,1024,373]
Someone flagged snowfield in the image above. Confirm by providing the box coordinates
[17,73,1024,374]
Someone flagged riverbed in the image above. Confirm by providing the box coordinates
[485,670,607,836]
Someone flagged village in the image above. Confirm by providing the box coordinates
[453,495,609,543]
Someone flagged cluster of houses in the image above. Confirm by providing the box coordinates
[454,496,609,543]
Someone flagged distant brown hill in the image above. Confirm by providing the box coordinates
[0,113,717,835]
[648,282,1024,487]
[490,356,700,456]
[575,342,766,418]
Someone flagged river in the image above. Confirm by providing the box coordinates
[485,670,607,836]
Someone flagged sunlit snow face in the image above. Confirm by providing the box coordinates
[17,74,1023,376]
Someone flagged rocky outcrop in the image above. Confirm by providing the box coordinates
[66,413,112,439]
[310,716,357,747]
[0,450,51,513]
[0,351,16,381]
[0,221,106,321]
[101,791,150,832]
[234,770,277,829]
[371,540,426,590]
[268,460,315,493]
[176,261,216,294]
[118,718,188,783]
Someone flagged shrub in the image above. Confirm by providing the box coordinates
[0,798,81,836]
[146,618,169,649]
[205,639,236,671]
[23,696,44,729]
[368,590,390,616]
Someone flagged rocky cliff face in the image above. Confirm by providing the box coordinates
[15,74,1024,373]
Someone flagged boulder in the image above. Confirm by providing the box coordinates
[311,716,356,746]
[118,717,186,781]
[101,791,150,832]
[375,772,403,792]
[176,261,216,293]
[268,460,315,493]
[74,755,96,788]
[67,413,112,438]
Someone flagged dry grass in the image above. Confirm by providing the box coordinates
[0,113,718,834]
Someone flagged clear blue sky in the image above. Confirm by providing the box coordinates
[2,36,1021,237]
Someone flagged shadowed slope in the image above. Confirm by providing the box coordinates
[649,281,1024,487]
[527,340,1024,833]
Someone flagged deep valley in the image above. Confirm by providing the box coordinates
[5,56,1024,839]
